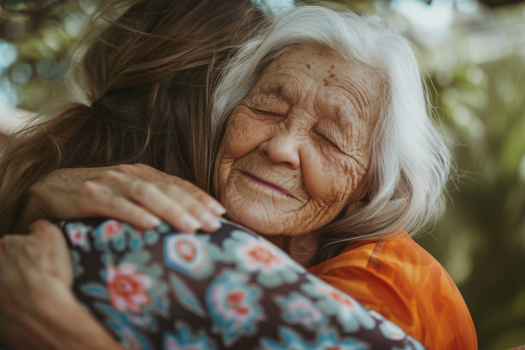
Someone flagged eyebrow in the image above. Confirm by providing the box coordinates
[256,80,360,125]
[259,82,283,98]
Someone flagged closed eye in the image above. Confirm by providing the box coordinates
[252,108,283,118]
[315,132,347,154]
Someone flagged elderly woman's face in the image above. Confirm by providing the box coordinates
[216,45,381,236]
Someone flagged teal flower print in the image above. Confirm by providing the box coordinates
[260,328,368,350]
[301,275,376,332]
[274,292,326,330]
[206,270,265,347]
[163,233,222,280]
[220,230,305,288]
[163,321,216,350]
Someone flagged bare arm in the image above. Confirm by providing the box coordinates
[0,220,122,350]
[12,164,225,234]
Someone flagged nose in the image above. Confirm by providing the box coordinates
[258,130,301,169]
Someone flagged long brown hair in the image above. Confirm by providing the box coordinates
[0,0,261,235]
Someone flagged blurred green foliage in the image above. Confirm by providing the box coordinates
[1,0,525,348]
[421,56,525,349]
[0,0,98,109]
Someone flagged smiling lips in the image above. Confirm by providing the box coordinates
[242,171,294,198]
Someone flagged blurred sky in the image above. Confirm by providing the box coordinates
[391,0,478,38]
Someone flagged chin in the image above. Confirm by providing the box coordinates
[225,198,285,236]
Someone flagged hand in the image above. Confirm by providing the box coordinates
[0,220,72,308]
[0,220,123,350]
[15,164,226,233]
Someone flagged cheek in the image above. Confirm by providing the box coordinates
[222,111,269,160]
[301,146,357,205]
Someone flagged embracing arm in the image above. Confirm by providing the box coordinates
[0,220,122,350]
[2,284,122,350]
[1,218,425,349]
[9,164,225,235]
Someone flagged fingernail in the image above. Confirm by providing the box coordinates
[144,214,161,227]
[180,214,202,232]
[208,202,226,216]
[201,212,222,229]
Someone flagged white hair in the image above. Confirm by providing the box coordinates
[212,4,451,259]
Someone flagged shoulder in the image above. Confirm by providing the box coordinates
[309,233,461,303]
[308,232,478,350]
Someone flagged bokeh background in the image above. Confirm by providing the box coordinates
[1,0,524,348]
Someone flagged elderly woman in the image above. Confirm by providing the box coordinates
[0,2,476,350]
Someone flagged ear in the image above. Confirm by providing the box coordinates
[345,176,369,217]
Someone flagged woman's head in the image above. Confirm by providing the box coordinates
[213,5,451,249]
[0,0,260,235]
[216,44,381,236]
[77,0,259,185]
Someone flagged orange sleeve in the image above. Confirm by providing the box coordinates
[308,236,478,350]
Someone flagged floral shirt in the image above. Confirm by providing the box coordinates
[61,218,426,350]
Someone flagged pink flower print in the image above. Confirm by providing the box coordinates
[176,239,197,262]
[241,240,286,272]
[225,290,250,316]
[207,271,263,346]
[102,220,123,239]
[107,264,151,313]
[66,222,88,246]
[226,232,305,288]
[329,289,355,309]
[308,282,375,331]
[276,292,325,330]
[316,284,357,309]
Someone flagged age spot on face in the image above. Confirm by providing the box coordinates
[216,44,380,238]
[331,65,335,69]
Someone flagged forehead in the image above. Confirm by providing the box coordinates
[252,45,382,121]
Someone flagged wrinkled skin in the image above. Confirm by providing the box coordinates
[215,45,382,237]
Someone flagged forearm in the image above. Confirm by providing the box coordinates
[0,223,122,350]
[2,283,122,350]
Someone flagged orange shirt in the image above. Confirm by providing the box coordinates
[308,232,477,350]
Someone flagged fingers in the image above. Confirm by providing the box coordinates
[28,220,73,286]
[28,219,64,239]
[163,185,222,232]
[128,181,204,232]
[176,180,226,216]
[114,163,159,181]
[0,225,72,293]
[132,164,226,216]
[29,220,70,259]
[77,185,162,229]
[110,173,224,232]
[79,165,226,233]
[79,180,207,233]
